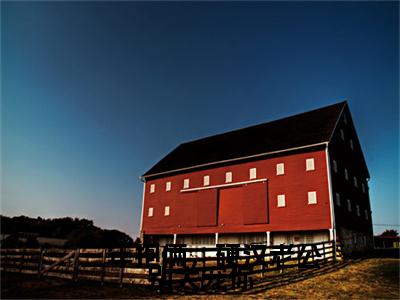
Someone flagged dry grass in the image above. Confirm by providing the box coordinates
[253,258,399,299]
[1,258,399,299]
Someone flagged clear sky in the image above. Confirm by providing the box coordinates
[2,2,398,238]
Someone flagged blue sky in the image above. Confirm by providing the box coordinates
[2,2,398,238]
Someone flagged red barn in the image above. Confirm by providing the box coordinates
[140,101,373,253]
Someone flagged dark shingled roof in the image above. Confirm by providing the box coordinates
[143,101,347,177]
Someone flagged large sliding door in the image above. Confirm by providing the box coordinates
[218,181,268,226]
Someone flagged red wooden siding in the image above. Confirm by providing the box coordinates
[219,187,243,226]
[242,181,268,225]
[141,149,331,235]
[196,189,218,227]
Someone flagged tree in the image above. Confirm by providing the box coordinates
[381,229,399,236]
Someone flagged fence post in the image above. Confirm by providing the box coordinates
[333,239,337,262]
[4,249,8,272]
[72,249,80,282]
[119,248,125,288]
[159,246,168,293]
[38,248,44,277]
[101,249,106,286]
[19,248,25,273]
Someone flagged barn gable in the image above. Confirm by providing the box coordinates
[143,101,363,178]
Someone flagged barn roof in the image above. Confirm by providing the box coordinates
[143,101,347,178]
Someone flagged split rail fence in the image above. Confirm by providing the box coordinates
[1,240,342,292]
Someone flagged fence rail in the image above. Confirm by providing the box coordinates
[160,240,342,292]
[1,244,161,286]
[1,240,342,292]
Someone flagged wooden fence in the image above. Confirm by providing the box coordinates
[1,241,342,293]
[160,240,342,292]
[0,244,161,286]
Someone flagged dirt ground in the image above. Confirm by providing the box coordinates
[1,258,399,299]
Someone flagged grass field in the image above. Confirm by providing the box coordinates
[1,258,399,299]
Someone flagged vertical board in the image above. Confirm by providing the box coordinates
[174,192,198,227]
[196,189,218,226]
[218,187,243,226]
[242,181,268,225]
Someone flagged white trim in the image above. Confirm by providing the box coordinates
[277,194,286,207]
[225,171,232,183]
[183,178,190,189]
[306,158,315,171]
[143,142,329,179]
[249,167,257,179]
[164,206,170,216]
[308,191,317,204]
[215,232,219,245]
[325,148,336,242]
[180,178,268,192]
[173,234,177,244]
[139,182,146,238]
[147,207,154,217]
[203,175,210,186]
[276,163,285,175]
[266,231,271,246]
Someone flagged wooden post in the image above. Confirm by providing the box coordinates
[322,242,326,262]
[333,239,337,262]
[72,249,80,282]
[119,248,125,288]
[101,249,106,286]
[38,248,44,277]
[19,248,25,273]
[4,249,8,272]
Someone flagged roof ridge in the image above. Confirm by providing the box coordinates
[181,100,347,146]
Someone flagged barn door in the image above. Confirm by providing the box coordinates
[218,181,268,227]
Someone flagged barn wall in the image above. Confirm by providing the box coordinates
[142,149,331,236]
[328,107,373,242]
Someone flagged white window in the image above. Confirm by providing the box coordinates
[350,139,354,150]
[225,172,232,183]
[347,199,351,212]
[276,163,285,175]
[306,158,315,171]
[249,168,257,179]
[166,181,171,191]
[354,176,358,188]
[150,184,155,193]
[333,160,338,173]
[148,207,153,217]
[365,209,369,220]
[340,129,345,140]
[164,206,170,216]
[335,192,341,206]
[183,178,190,189]
[203,175,210,186]
[356,205,360,216]
[277,194,286,207]
[308,191,317,204]
[362,183,366,193]
[344,168,349,181]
